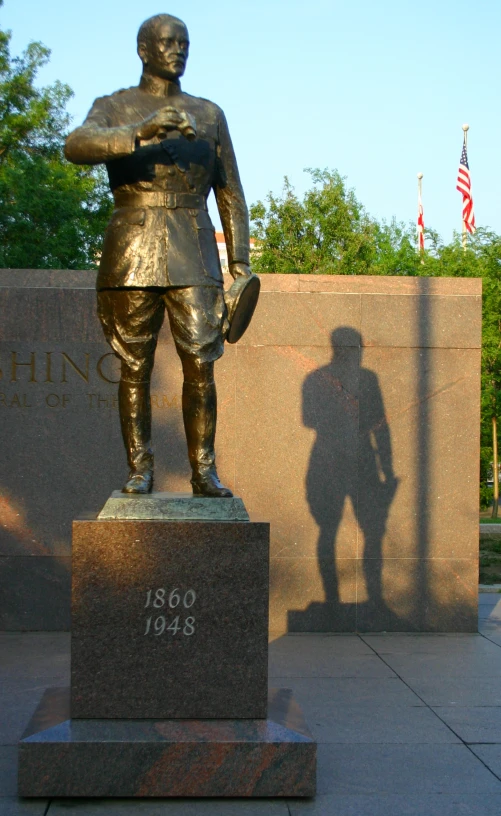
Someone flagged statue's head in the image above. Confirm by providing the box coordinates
[137,14,189,81]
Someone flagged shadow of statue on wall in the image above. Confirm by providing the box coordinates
[288,327,399,631]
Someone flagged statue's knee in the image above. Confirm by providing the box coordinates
[181,357,214,387]
[120,359,153,384]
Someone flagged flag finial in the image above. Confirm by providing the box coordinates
[462,123,470,132]
[417,172,423,179]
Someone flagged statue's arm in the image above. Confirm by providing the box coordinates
[64,96,136,165]
[213,110,250,276]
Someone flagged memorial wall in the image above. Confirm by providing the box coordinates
[0,270,481,633]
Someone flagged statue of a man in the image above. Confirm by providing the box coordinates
[65,14,251,497]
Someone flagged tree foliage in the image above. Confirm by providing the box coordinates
[250,169,377,276]
[0,2,112,269]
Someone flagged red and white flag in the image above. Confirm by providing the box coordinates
[417,192,425,252]
[456,140,476,234]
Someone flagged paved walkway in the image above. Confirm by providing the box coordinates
[2,594,501,815]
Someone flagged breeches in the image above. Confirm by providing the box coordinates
[97,285,228,383]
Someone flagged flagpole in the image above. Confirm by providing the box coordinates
[417,172,423,254]
[462,123,469,250]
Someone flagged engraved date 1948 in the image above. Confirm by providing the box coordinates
[143,588,196,636]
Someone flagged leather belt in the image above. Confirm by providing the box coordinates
[113,191,206,210]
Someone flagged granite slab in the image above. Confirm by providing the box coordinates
[71,517,270,719]
[98,492,250,521]
[18,687,316,798]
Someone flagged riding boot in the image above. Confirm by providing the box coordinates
[119,380,154,494]
[182,378,232,498]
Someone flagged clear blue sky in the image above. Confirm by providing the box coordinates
[3,0,500,242]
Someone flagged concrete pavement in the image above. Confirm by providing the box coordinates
[2,595,501,815]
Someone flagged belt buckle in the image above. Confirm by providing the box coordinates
[164,192,176,209]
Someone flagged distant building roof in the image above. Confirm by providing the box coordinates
[215,231,255,247]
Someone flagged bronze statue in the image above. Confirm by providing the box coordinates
[65,13,258,497]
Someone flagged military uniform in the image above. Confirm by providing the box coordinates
[65,73,249,493]
[65,73,249,366]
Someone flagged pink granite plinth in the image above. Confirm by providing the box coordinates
[18,687,316,797]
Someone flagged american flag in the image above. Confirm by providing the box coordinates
[456,140,476,234]
[417,194,425,252]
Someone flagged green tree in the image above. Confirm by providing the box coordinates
[0,2,112,269]
[250,169,441,278]
[473,234,501,512]
[372,218,424,276]
[250,169,377,276]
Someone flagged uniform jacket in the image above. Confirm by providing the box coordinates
[65,75,249,289]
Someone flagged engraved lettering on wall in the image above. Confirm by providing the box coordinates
[0,350,178,410]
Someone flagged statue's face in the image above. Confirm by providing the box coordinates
[140,20,189,81]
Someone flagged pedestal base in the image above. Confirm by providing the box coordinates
[98,492,250,521]
[19,687,316,798]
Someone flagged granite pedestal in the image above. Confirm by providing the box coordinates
[71,507,269,719]
[19,686,316,797]
[18,493,316,797]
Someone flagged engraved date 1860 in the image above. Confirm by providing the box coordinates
[143,588,196,636]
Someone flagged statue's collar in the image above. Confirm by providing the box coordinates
[139,74,182,98]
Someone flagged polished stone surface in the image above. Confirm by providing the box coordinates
[98,492,249,521]
[360,293,482,348]
[18,687,316,798]
[71,518,269,719]
[0,271,481,633]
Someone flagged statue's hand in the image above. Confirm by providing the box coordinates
[135,106,184,141]
[230,262,252,279]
